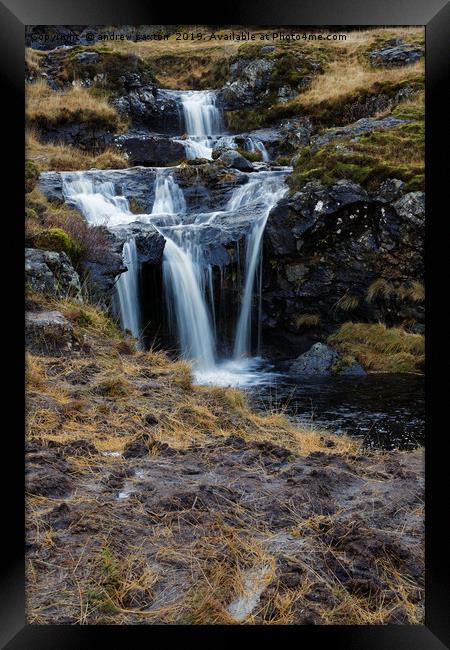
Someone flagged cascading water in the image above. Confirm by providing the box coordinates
[151,170,217,371]
[115,238,141,343]
[163,90,223,160]
[60,164,288,386]
[226,174,288,359]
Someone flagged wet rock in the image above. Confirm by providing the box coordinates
[392,191,425,226]
[220,58,275,109]
[217,149,254,172]
[114,131,185,166]
[26,310,74,355]
[369,40,424,67]
[25,248,82,299]
[73,51,100,65]
[64,440,97,457]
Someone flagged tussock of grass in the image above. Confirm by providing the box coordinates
[26,79,123,131]
[328,322,424,373]
[367,279,425,303]
[293,313,321,329]
[332,294,360,312]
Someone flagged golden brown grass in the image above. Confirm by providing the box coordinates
[328,321,424,373]
[26,79,123,130]
[367,279,425,303]
[26,294,357,457]
[292,313,321,330]
[332,294,360,312]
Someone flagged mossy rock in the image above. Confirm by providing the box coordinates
[25,160,40,193]
[34,227,82,263]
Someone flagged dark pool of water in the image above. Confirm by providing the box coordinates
[247,372,425,450]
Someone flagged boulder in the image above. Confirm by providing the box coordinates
[290,342,366,376]
[369,40,424,67]
[25,311,74,355]
[375,178,407,203]
[217,149,254,172]
[25,248,82,299]
[114,132,185,166]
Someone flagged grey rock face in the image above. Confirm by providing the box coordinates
[369,40,424,67]
[73,51,100,65]
[114,131,185,166]
[263,181,424,344]
[311,117,405,150]
[220,58,275,109]
[217,149,254,172]
[113,89,180,133]
[26,311,74,354]
[290,342,366,376]
[37,122,114,152]
[375,179,407,203]
[392,192,425,226]
[25,248,82,299]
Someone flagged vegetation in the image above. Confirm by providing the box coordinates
[26,188,111,267]
[328,322,424,373]
[34,227,82,263]
[26,79,124,132]
[288,93,424,192]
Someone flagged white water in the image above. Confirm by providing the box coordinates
[61,164,287,386]
[115,238,141,343]
[229,175,288,359]
[166,90,223,160]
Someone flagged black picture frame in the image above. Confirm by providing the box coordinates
[2,0,449,646]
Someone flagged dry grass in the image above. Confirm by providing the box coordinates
[292,313,321,330]
[332,294,360,312]
[328,322,424,373]
[26,79,122,130]
[367,279,425,303]
[26,294,357,457]
[26,129,128,171]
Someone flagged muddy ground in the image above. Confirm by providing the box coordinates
[26,433,424,624]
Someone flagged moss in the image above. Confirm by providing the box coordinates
[34,227,82,263]
[236,147,262,162]
[25,160,40,193]
[288,118,424,193]
[59,50,156,94]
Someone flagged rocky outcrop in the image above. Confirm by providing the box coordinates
[113,89,180,133]
[368,39,424,67]
[114,131,186,166]
[36,121,114,152]
[290,342,366,376]
[217,149,254,172]
[25,248,82,299]
[26,310,74,354]
[262,180,424,352]
[220,58,275,109]
[311,117,405,150]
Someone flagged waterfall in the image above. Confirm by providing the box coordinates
[151,170,216,370]
[164,90,223,160]
[227,174,288,359]
[59,166,288,385]
[152,173,186,215]
[115,238,141,343]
